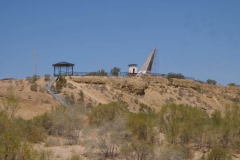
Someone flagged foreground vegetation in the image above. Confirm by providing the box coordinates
[1,91,240,159]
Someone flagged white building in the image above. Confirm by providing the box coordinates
[128,64,138,74]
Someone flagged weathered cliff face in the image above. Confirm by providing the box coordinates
[71,76,148,96]
[69,76,240,113]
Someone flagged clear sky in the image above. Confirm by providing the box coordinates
[0,0,239,85]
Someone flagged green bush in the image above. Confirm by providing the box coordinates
[44,74,51,81]
[56,75,67,92]
[0,94,45,159]
[89,102,128,126]
[86,69,107,76]
[158,104,209,144]
[166,72,185,79]
[127,112,157,143]
[77,90,84,102]
[227,83,236,86]
[206,79,217,85]
[30,83,38,92]
[207,146,232,160]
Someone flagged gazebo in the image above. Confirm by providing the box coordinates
[52,61,75,76]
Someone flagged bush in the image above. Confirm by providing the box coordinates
[160,145,190,160]
[64,93,75,105]
[227,83,236,86]
[30,83,38,92]
[207,146,232,160]
[166,73,185,79]
[77,90,84,102]
[127,112,157,143]
[206,79,217,85]
[86,69,107,76]
[56,75,67,92]
[88,102,128,126]
[158,104,209,145]
[44,74,51,81]
[0,94,45,159]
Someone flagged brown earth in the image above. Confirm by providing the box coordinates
[1,76,239,119]
[1,76,240,159]
[68,76,240,113]
[0,78,60,119]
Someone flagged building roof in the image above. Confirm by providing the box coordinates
[52,61,75,67]
[128,64,138,66]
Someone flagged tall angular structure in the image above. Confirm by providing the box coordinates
[137,47,156,76]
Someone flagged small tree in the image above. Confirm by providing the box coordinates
[97,69,107,76]
[110,67,121,76]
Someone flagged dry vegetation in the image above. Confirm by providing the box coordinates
[0,76,240,159]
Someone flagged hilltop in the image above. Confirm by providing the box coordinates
[0,76,239,119]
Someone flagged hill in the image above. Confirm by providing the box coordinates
[0,76,240,159]
[66,76,240,113]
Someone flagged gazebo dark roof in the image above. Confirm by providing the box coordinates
[52,61,75,67]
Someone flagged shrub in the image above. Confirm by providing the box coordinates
[44,74,51,81]
[139,103,154,113]
[160,145,190,160]
[30,83,38,92]
[158,104,209,145]
[227,83,236,86]
[206,79,217,85]
[64,93,75,105]
[88,102,128,126]
[86,69,107,76]
[56,75,67,92]
[207,146,232,160]
[166,72,185,79]
[121,140,154,160]
[77,90,84,102]
[127,112,157,143]
[68,154,84,160]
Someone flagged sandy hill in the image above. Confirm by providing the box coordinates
[1,76,240,159]
[66,76,240,113]
[0,76,239,119]
[0,78,60,119]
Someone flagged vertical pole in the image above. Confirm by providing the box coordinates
[34,49,37,78]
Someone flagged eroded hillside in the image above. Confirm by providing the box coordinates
[1,76,239,119]
[0,78,60,119]
[66,76,240,113]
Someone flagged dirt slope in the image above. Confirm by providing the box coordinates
[0,76,239,119]
[67,76,240,113]
[0,78,60,119]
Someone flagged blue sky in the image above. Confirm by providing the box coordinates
[0,0,239,85]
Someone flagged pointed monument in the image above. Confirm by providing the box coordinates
[137,47,157,76]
